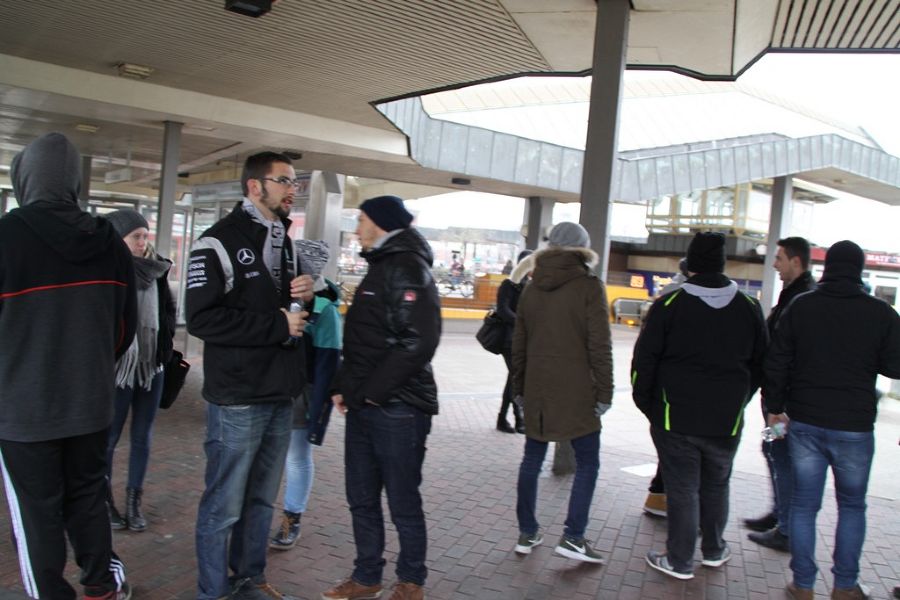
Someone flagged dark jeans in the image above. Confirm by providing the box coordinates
[345,403,432,587]
[516,431,600,540]
[788,421,874,590]
[651,425,739,573]
[195,402,292,600]
[762,436,792,533]
[0,429,126,599]
[107,371,164,490]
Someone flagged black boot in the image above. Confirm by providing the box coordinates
[270,511,302,550]
[513,405,525,434]
[125,488,146,532]
[108,486,126,530]
[496,414,515,433]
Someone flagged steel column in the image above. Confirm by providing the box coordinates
[156,121,183,260]
[578,0,630,281]
[761,175,793,315]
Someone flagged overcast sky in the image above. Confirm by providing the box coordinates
[407,53,900,253]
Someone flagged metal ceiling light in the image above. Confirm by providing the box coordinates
[225,0,275,18]
[115,62,155,80]
[75,124,99,133]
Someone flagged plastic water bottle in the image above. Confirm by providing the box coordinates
[282,301,303,348]
[761,422,787,442]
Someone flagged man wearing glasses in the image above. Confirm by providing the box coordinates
[187,151,315,600]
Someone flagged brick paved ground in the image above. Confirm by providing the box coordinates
[2,323,899,599]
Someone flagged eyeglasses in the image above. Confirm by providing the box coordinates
[258,176,302,188]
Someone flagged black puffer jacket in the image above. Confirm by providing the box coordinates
[765,275,900,432]
[334,228,441,415]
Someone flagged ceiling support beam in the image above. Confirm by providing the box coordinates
[761,175,793,315]
[578,0,630,282]
[156,121,183,260]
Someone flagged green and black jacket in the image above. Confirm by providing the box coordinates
[631,272,767,437]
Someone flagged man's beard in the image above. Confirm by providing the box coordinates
[261,187,290,219]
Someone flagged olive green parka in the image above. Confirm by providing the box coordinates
[511,247,613,442]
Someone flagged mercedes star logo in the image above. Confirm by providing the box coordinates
[236,248,255,265]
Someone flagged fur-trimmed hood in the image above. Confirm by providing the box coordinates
[529,247,599,292]
[510,246,598,285]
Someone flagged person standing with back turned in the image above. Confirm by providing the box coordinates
[511,222,613,564]
[766,240,900,600]
[634,232,767,580]
[0,132,137,600]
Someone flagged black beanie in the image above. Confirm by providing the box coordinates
[686,232,726,274]
[823,240,865,281]
[359,195,413,232]
[105,209,149,238]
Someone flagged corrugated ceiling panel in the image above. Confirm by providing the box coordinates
[0,0,551,129]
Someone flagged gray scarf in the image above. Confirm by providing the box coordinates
[115,252,168,390]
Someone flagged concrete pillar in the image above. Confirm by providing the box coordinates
[524,196,554,250]
[0,189,8,215]
[79,155,92,211]
[578,0,630,282]
[761,175,793,315]
[155,121,183,261]
[305,170,345,282]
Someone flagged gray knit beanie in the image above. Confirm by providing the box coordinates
[105,209,149,237]
[547,222,590,248]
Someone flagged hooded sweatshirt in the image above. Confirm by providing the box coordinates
[0,133,137,442]
[631,272,767,437]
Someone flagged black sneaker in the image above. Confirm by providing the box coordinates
[554,535,604,564]
[270,511,301,550]
[742,512,777,532]
[514,529,543,555]
[645,550,693,580]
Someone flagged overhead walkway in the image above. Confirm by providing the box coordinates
[377,97,900,206]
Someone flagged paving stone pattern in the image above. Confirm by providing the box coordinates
[1,324,898,599]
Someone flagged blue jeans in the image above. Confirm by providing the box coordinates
[516,431,600,540]
[651,426,738,573]
[107,371,163,489]
[283,427,314,514]
[788,421,874,590]
[345,403,432,587]
[195,402,292,600]
[762,436,792,533]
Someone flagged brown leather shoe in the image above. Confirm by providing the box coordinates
[320,579,383,600]
[388,582,423,600]
[786,582,814,600]
[831,584,870,600]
